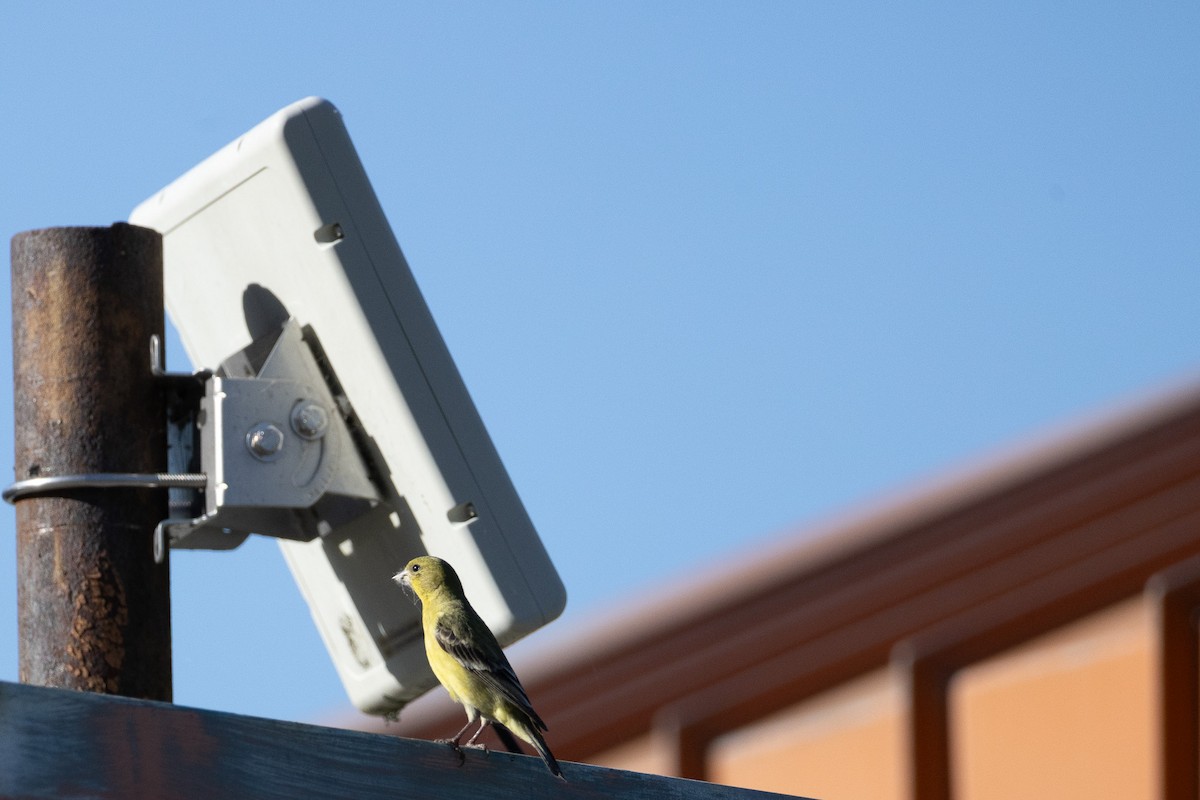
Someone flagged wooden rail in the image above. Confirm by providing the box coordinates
[0,681,809,799]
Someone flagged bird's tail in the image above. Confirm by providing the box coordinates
[508,719,565,780]
[528,729,564,781]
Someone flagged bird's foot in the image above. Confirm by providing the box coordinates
[463,742,490,756]
[435,739,466,767]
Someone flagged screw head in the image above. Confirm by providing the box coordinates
[291,401,329,440]
[246,423,285,461]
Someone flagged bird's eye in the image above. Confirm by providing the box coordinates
[411,563,420,573]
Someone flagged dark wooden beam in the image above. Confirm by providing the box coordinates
[0,681,804,800]
[1147,554,1200,800]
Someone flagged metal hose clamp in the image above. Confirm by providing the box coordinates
[3,472,207,503]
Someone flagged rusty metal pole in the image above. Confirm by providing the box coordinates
[10,224,171,700]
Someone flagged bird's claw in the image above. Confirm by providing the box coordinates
[435,739,466,767]
[464,743,490,756]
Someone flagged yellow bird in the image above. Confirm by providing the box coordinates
[394,556,564,780]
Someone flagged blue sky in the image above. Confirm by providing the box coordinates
[2,3,1198,722]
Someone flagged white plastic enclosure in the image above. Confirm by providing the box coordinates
[130,97,565,714]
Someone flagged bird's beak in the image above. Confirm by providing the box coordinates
[393,569,419,603]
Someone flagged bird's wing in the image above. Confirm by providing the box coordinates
[435,616,547,730]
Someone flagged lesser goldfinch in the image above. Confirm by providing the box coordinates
[394,556,564,780]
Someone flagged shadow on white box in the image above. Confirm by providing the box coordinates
[130,97,566,716]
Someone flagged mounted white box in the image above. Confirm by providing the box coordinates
[130,97,565,715]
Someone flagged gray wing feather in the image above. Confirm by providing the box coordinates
[435,617,548,731]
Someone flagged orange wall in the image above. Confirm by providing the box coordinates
[710,668,904,799]
[590,732,679,778]
[695,597,1152,799]
[954,597,1153,800]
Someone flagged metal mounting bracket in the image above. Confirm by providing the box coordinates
[4,319,383,564]
[161,318,382,558]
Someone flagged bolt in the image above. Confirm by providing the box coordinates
[246,423,285,461]
[291,401,329,440]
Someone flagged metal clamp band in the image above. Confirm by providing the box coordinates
[3,472,207,504]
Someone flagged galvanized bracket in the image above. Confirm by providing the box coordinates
[4,319,383,563]
[159,318,382,560]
